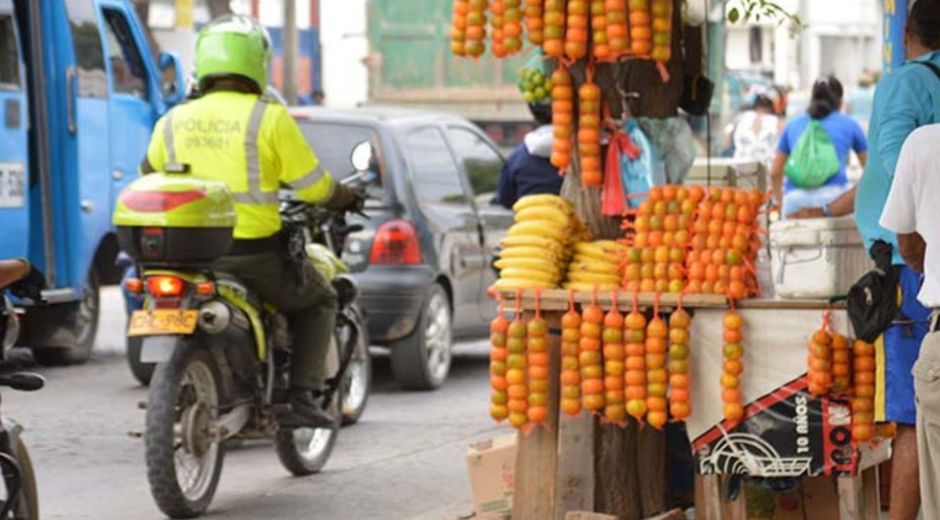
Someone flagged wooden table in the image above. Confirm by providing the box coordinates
[494,290,886,520]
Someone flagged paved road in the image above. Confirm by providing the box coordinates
[2,288,510,519]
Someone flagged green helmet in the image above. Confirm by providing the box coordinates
[195,15,271,92]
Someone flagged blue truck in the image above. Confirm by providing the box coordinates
[0,0,183,364]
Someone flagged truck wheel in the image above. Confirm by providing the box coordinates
[127,336,155,386]
[31,271,100,366]
[390,284,452,390]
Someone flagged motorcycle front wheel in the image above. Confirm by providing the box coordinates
[274,336,341,476]
[145,345,224,519]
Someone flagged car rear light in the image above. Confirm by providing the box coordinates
[124,277,144,295]
[370,219,421,265]
[147,275,186,298]
[120,190,206,212]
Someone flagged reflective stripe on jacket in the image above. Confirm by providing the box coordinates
[145,90,334,239]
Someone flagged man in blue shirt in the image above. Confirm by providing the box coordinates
[791,4,940,517]
[497,103,562,209]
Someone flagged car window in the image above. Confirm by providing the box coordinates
[404,126,468,205]
[446,126,504,197]
[102,9,147,99]
[65,0,107,98]
[0,16,20,90]
[297,120,385,199]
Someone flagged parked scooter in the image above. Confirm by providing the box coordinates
[114,151,373,518]
[0,261,46,520]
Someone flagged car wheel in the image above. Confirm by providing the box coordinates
[390,284,452,390]
[31,271,99,366]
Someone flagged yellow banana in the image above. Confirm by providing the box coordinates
[563,282,620,291]
[507,220,566,242]
[501,235,563,254]
[512,194,573,215]
[499,246,561,262]
[567,271,621,285]
[568,261,621,275]
[515,206,570,227]
[573,251,621,265]
[495,257,562,275]
[499,268,559,284]
[494,278,555,290]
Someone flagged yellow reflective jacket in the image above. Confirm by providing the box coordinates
[145,91,335,239]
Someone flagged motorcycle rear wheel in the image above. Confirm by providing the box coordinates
[145,346,224,519]
[274,336,341,476]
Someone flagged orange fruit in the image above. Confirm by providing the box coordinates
[670,401,692,419]
[561,398,581,416]
[854,356,876,371]
[509,411,528,428]
[721,374,739,388]
[527,405,549,423]
[670,373,690,388]
[723,403,745,422]
[670,387,690,402]
[853,424,874,442]
[508,399,528,413]
[584,394,605,411]
[560,370,580,386]
[724,359,743,376]
[582,378,604,394]
[723,312,743,330]
[722,388,741,403]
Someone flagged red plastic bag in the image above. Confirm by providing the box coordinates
[602,131,636,216]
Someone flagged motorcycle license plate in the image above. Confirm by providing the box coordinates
[127,310,198,336]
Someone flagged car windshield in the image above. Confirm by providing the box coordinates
[296,121,384,183]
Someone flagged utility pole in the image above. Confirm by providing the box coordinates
[282,0,298,105]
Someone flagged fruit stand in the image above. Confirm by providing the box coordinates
[447,0,891,518]
[490,289,890,520]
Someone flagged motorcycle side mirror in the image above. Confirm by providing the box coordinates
[350,141,374,173]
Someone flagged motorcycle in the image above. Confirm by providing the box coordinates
[118,205,371,426]
[0,264,45,520]
[114,160,372,518]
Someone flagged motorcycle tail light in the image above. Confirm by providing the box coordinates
[195,281,216,296]
[370,220,421,265]
[147,275,186,298]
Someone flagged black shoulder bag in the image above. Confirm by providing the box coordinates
[847,240,902,343]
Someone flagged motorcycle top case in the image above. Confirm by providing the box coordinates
[113,173,236,265]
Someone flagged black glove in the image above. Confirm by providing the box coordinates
[324,183,365,212]
[8,263,45,303]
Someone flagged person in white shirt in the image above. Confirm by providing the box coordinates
[880,123,940,520]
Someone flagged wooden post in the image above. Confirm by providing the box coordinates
[720,477,747,520]
[512,313,562,520]
[636,426,668,517]
[861,466,880,520]
[594,421,642,520]
[837,475,862,520]
[695,474,722,520]
[554,413,595,520]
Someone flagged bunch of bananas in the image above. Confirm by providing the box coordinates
[494,194,585,290]
[563,240,626,290]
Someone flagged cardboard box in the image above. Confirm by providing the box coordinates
[466,434,517,517]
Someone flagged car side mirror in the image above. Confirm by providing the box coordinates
[159,52,185,106]
[350,141,374,173]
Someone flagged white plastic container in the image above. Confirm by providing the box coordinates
[769,216,873,299]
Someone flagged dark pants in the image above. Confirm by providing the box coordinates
[214,250,337,389]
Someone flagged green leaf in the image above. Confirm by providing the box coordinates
[729,7,740,23]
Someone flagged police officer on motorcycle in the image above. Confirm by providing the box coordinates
[140,15,362,428]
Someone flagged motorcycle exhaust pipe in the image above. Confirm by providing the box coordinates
[198,301,250,335]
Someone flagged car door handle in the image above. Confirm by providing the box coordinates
[460,256,486,269]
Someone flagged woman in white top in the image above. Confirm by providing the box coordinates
[732,94,781,167]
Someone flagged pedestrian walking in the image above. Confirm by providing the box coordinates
[770,76,868,218]
[880,123,940,520]
[788,4,940,515]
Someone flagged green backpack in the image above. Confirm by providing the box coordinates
[784,121,841,189]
